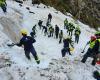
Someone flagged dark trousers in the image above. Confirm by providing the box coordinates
[48,18,52,23]
[1,4,7,13]
[55,32,59,39]
[61,47,71,57]
[59,37,62,43]
[81,48,96,66]
[75,35,79,43]
[25,47,39,61]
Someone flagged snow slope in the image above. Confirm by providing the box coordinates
[0,1,99,80]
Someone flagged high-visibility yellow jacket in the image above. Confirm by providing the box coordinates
[0,0,6,6]
[89,40,96,49]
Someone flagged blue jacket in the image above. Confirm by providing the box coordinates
[17,36,36,51]
[63,39,70,48]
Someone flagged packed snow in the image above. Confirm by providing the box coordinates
[0,0,99,80]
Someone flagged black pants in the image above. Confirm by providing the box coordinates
[81,48,96,66]
[1,4,7,13]
[48,18,52,23]
[55,32,59,39]
[75,35,79,43]
[25,47,39,63]
[61,47,71,57]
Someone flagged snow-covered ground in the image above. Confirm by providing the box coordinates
[0,1,99,80]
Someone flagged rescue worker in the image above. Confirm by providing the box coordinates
[42,25,48,36]
[38,20,43,30]
[64,18,68,29]
[48,13,52,23]
[30,25,37,38]
[68,23,75,36]
[59,30,63,43]
[17,29,40,64]
[91,34,100,66]
[74,26,81,43]
[55,25,59,39]
[81,36,97,65]
[48,25,54,37]
[61,36,73,57]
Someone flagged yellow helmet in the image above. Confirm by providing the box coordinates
[20,29,28,35]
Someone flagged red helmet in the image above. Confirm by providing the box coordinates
[91,36,96,40]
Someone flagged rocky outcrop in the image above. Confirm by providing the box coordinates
[0,10,23,43]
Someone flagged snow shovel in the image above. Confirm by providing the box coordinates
[7,43,15,47]
[81,44,87,53]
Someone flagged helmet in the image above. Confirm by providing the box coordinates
[91,36,96,41]
[20,29,28,35]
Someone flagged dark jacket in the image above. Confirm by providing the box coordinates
[63,38,70,48]
[17,36,36,51]
[93,39,100,54]
[48,13,52,19]
[55,25,59,33]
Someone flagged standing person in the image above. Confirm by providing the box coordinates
[81,36,97,66]
[55,25,59,39]
[74,26,81,44]
[30,25,37,38]
[46,20,50,27]
[38,20,43,30]
[48,13,52,23]
[59,30,63,43]
[91,35,100,66]
[42,26,48,36]
[51,27,54,37]
[48,25,54,37]
[0,0,7,13]
[61,36,73,57]
[68,23,75,36]
[16,29,40,64]
[64,18,68,29]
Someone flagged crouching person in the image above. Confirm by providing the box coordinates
[61,36,72,57]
